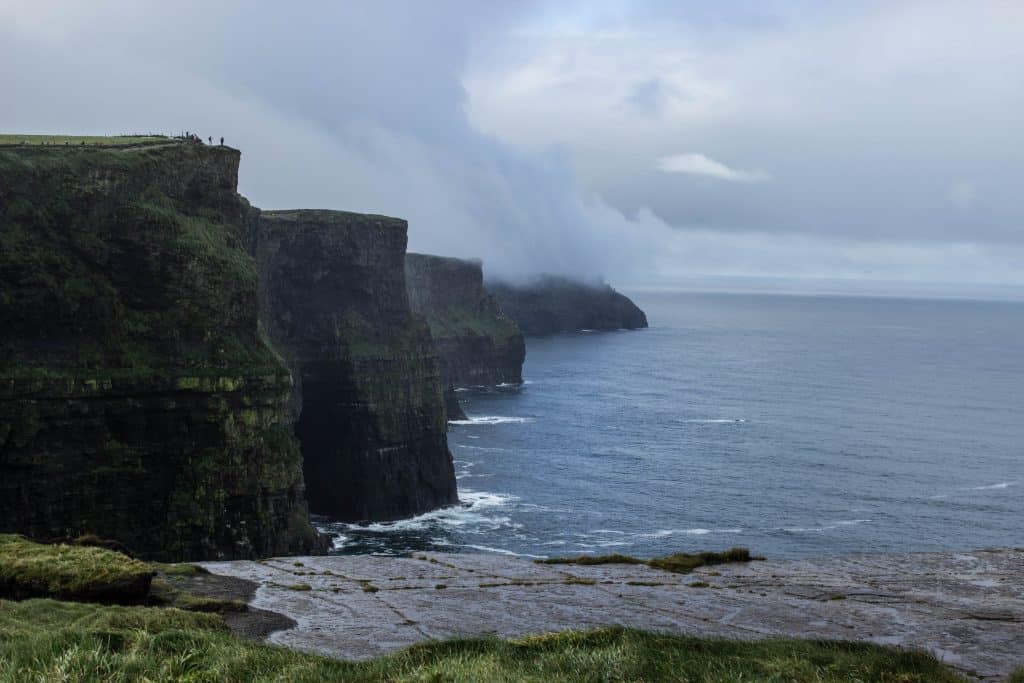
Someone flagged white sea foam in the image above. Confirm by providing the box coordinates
[638,528,743,538]
[972,481,1016,490]
[460,544,545,558]
[682,418,747,424]
[449,416,533,425]
[780,519,871,533]
[325,489,519,536]
[455,444,509,452]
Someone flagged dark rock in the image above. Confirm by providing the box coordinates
[443,386,468,422]
[488,276,648,335]
[405,253,525,389]
[250,211,457,522]
[0,142,322,561]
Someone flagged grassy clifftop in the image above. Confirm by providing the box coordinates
[0,139,272,380]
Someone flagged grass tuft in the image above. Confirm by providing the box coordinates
[0,534,154,603]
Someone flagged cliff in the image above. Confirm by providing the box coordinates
[488,277,648,335]
[405,254,525,390]
[0,140,322,560]
[250,211,457,522]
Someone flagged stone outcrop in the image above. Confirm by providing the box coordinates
[488,276,648,335]
[405,253,525,390]
[205,548,1024,680]
[0,141,322,560]
[249,211,457,522]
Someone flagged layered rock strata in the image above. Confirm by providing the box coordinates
[0,141,322,560]
[250,211,457,522]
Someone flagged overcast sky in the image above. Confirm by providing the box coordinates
[2,1,1022,290]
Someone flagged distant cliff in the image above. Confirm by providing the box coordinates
[250,212,457,522]
[488,277,648,335]
[0,141,322,560]
[405,254,525,390]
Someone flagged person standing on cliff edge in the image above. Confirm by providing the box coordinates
[220,137,224,146]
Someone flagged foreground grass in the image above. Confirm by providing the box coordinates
[0,599,966,682]
[539,547,761,574]
[0,535,154,602]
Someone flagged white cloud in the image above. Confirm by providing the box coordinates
[657,153,770,183]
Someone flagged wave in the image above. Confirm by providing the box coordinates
[971,481,1016,490]
[455,444,509,452]
[321,489,519,538]
[631,528,744,539]
[459,544,545,558]
[449,415,533,425]
[779,519,870,533]
[682,418,747,424]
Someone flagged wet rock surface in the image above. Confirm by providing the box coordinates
[204,549,1024,680]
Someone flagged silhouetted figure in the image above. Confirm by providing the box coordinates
[220,137,224,146]
[208,136,212,144]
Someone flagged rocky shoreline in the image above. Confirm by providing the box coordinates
[203,548,1024,681]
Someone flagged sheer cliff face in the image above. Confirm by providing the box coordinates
[0,142,322,560]
[487,277,649,336]
[405,254,525,389]
[251,211,457,522]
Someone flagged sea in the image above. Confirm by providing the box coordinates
[319,291,1023,559]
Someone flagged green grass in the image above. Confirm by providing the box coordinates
[0,134,169,146]
[0,535,154,603]
[1008,667,1024,683]
[0,600,967,682]
[538,547,760,575]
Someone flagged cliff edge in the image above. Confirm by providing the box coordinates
[405,253,525,390]
[488,276,648,335]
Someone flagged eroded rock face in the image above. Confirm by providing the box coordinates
[0,142,322,560]
[405,253,525,389]
[488,276,648,335]
[250,211,457,522]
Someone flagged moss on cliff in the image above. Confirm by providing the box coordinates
[0,141,322,560]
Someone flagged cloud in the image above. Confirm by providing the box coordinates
[657,153,770,183]
[947,182,977,210]
[1,1,1022,291]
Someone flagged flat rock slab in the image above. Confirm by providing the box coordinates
[204,549,1024,680]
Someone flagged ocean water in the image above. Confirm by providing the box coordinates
[323,292,1024,559]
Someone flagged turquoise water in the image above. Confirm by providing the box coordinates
[324,292,1024,558]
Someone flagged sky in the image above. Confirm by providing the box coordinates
[2,1,1022,292]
